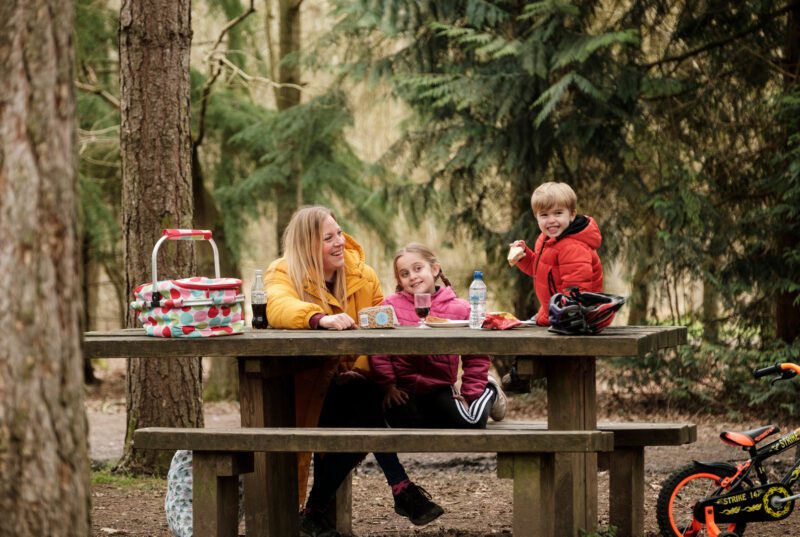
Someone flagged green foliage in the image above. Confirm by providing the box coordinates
[604,336,800,419]
[205,88,396,257]
[74,0,124,313]
[326,0,641,316]
[92,465,164,490]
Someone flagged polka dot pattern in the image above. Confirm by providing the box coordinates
[164,451,245,537]
[131,278,245,338]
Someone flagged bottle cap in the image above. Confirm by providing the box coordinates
[473,271,483,279]
[255,269,263,276]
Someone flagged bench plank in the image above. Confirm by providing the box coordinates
[134,427,613,454]
[489,421,696,446]
[136,427,613,537]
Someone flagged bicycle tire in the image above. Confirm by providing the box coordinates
[656,463,747,537]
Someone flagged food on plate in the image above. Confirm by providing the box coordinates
[507,245,525,266]
[425,316,450,324]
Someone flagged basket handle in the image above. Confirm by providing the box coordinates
[150,229,220,307]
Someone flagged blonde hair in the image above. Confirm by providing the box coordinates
[530,182,577,214]
[282,206,347,310]
[392,243,452,293]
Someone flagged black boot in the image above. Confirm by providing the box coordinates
[299,509,340,537]
[393,483,444,525]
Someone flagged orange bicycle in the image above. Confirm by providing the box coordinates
[656,362,800,537]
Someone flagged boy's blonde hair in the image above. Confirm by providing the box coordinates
[282,206,347,310]
[392,242,452,293]
[530,182,577,214]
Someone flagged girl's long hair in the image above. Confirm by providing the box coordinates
[282,206,347,310]
[392,242,452,293]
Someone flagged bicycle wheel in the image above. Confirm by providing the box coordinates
[656,463,747,537]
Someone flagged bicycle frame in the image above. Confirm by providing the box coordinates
[724,427,800,490]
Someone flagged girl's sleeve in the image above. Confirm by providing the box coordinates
[557,243,593,292]
[515,243,537,277]
[369,354,396,389]
[459,354,491,402]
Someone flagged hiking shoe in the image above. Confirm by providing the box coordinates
[487,374,508,421]
[393,483,444,525]
[299,509,340,537]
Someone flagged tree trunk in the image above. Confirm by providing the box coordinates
[273,0,302,246]
[118,0,203,475]
[0,0,91,534]
[777,1,800,344]
[193,145,239,400]
[627,222,655,326]
[701,280,719,343]
[83,243,98,384]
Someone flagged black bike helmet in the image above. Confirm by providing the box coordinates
[548,288,626,335]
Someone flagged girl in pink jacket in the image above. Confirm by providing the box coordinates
[370,243,506,428]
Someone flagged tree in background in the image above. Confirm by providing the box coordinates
[325,0,641,318]
[117,0,204,474]
[325,0,800,414]
[0,0,91,533]
[616,0,800,345]
[75,0,122,384]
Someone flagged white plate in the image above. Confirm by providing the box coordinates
[425,319,469,328]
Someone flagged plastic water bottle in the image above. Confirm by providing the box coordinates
[251,269,268,329]
[468,271,487,329]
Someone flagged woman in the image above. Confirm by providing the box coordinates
[266,206,443,537]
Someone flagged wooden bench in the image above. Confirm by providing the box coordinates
[134,426,613,537]
[490,421,697,537]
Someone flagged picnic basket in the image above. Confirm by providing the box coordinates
[130,229,245,338]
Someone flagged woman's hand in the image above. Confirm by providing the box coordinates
[319,313,357,330]
[383,385,409,410]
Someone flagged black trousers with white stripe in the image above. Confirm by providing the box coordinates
[385,385,497,429]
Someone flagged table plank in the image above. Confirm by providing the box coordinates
[84,325,687,359]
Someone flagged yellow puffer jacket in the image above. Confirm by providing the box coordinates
[264,232,384,506]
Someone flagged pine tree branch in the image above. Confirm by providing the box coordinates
[643,1,800,70]
[211,0,256,52]
[75,63,120,109]
[196,0,256,147]
[75,80,120,109]
[208,52,307,92]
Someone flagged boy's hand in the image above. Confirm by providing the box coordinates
[507,241,526,266]
[383,385,409,410]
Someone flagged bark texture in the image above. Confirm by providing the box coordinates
[118,0,203,474]
[0,0,91,534]
[274,0,303,245]
[776,1,800,344]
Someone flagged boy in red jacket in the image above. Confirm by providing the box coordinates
[508,182,604,326]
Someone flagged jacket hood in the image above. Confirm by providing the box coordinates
[267,232,370,303]
[342,232,366,281]
[555,215,602,250]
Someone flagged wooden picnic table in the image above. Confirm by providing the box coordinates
[84,325,686,537]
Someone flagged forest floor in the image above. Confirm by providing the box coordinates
[87,364,800,537]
